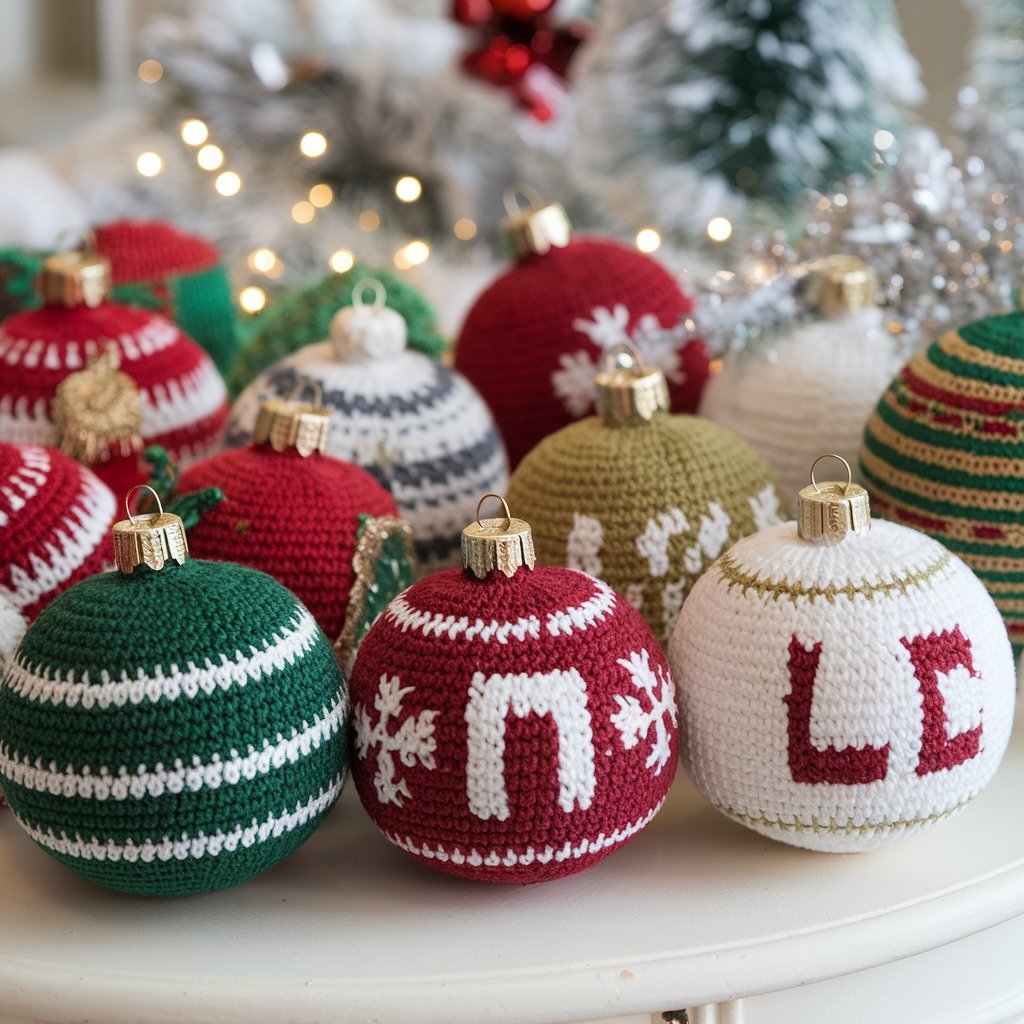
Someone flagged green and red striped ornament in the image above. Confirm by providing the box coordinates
[861,312,1024,653]
[0,489,346,895]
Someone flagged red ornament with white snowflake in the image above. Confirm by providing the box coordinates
[454,192,709,468]
[348,496,678,883]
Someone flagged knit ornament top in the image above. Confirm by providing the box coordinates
[227,290,508,574]
[177,441,412,653]
[861,312,1024,655]
[701,306,902,513]
[94,219,241,377]
[0,301,229,482]
[0,553,347,896]
[349,557,678,883]
[506,409,781,647]
[0,442,116,621]
[670,506,1015,853]
[455,236,709,467]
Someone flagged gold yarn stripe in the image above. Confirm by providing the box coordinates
[716,550,951,603]
[869,488,1024,549]
[721,797,971,835]
[908,350,1024,409]
[958,551,1024,575]
[860,447,1024,513]
[866,415,1024,481]
[940,329,1024,379]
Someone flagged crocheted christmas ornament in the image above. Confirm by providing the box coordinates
[349,496,678,883]
[228,280,508,574]
[670,458,1016,853]
[701,256,902,513]
[175,384,414,661]
[861,311,1024,655]
[0,244,229,492]
[0,596,26,807]
[94,219,241,377]
[228,266,446,397]
[0,489,347,895]
[0,441,116,622]
[505,348,781,646]
[454,192,709,467]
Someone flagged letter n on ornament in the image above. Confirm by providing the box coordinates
[784,636,890,785]
[901,626,982,776]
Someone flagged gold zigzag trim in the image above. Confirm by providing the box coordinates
[721,796,972,835]
[717,550,952,603]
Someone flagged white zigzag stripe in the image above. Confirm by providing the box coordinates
[3,607,320,709]
[384,573,617,644]
[13,774,345,863]
[0,461,115,611]
[385,798,665,868]
[141,360,226,436]
[0,696,346,800]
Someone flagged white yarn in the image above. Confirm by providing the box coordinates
[330,304,409,362]
[670,519,1016,853]
[699,308,902,513]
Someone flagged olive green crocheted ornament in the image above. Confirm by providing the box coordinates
[506,349,782,645]
[0,493,347,896]
[229,266,446,397]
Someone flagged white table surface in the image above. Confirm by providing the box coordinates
[1,708,1023,1024]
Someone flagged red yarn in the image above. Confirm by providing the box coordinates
[0,442,116,622]
[455,237,709,467]
[177,444,399,640]
[96,219,219,287]
[0,301,228,490]
[349,565,678,883]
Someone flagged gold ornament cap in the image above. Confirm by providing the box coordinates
[498,184,572,261]
[462,494,536,580]
[51,351,142,465]
[253,379,330,457]
[797,454,871,544]
[113,485,189,574]
[38,230,112,309]
[805,254,877,318]
[595,344,669,426]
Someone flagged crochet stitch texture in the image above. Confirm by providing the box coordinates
[227,346,508,575]
[455,238,709,467]
[861,313,1024,655]
[0,442,116,621]
[670,519,1015,852]
[0,558,347,895]
[349,565,678,883]
[506,411,781,646]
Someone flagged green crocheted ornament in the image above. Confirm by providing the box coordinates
[0,547,347,896]
[228,266,447,397]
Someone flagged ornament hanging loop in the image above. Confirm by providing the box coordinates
[53,227,98,256]
[285,377,324,409]
[113,485,188,574]
[810,453,853,496]
[124,483,164,524]
[502,183,547,218]
[595,343,669,426]
[498,185,571,260]
[351,277,387,310]
[255,376,331,456]
[476,492,513,532]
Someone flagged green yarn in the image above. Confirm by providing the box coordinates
[228,266,448,397]
[0,249,45,319]
[354,513,415,649]
[0,559,346,896]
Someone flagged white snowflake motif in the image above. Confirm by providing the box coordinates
[566,512,604,577]
[748,484,782,532]
[610,649,678,775]
[353,674,438,807]
[636,507,689,577]
[683,502,732,575]
[572,303,632,348]
[552,350,600,417]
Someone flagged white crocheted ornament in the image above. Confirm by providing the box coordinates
[670,465,1016,853]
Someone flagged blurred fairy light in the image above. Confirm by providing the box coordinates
[874,130,895,151]
[248,248,277,273]
[197,144,224,170]
[137,59,163,84]
[395,176,423,202]
[707,217,733,242]
[636,228,661,253]
[454,218,477,240]
[309,184,334,208]
[180,119,208,146]
[394,240,430,269]
[299,132,327,158]
[329,249,355,273]
[291,200,315,224]
[239,286,267,313]
[215,171,242,196]
[136,152,163,177]
[359,211,381,232]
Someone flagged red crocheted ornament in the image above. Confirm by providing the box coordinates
[0,301,229,491]
[349,565,679,883]
[177,444,399,640]
[454,237,709,467]
[96,219,220,286]
[0,441,117,622]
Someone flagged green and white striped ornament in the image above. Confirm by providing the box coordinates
[0,488,347,896]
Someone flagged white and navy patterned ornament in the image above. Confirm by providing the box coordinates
[228,280,508,573]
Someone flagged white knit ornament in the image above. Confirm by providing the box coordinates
[330,279,409,362]
[700,260,902,514]
[670,472,1016,854]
